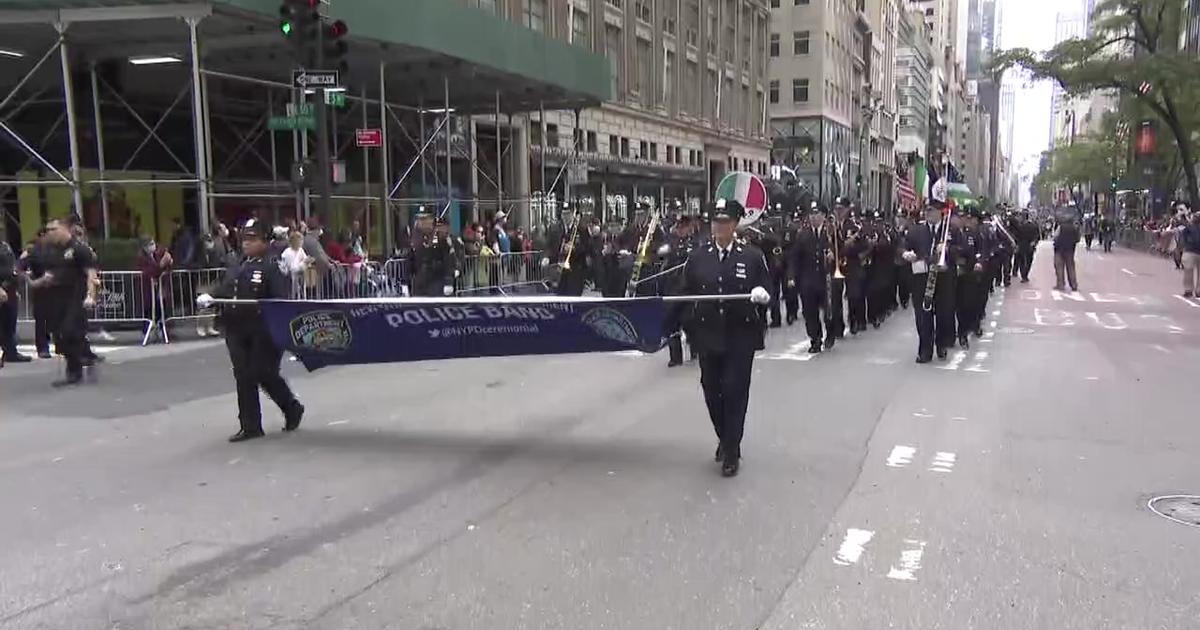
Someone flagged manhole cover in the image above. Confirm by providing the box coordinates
[998,327,1035,334]
[1148,495,1200,528]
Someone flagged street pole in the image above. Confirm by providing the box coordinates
[314,23,332,221]
[57,22,85,227]
[89,64,109,239]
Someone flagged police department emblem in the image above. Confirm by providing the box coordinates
[289,310,352,353]
[581,307,640,346]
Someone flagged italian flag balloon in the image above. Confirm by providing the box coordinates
[715,171,768,226]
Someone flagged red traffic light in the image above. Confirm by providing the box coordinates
[329,19,348,38]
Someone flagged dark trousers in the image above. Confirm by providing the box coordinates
[1015,248,1035,280]
[50,301,87,378]
[826,277,845,339]
[1084,234,1094,249]
[867,279,890,324]
[995,255,1013,286]
[897,266,911,307]
[667,334,693,364]
[799,287,825,344]
[956,272,981,338]
[556,268,586,296]
[225,329,299,434]
[845,276,867,331]
[783,283,799,322]
[1102,234,1114,252]
[1053,250,1078,290]
[911,273,956,359]
[698,350,755,459]
[767,270,786,325]
[0,282,17,356]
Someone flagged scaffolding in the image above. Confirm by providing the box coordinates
[0,0,609,255]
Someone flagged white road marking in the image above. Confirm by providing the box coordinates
[1121,268,1136,276]
[939,351,968,371]
[1034,308,1076,326]
[991,309,1001,316]
[885,445,917,468]
[1086,312,1128,330]
[1051,289,1086,302]
[1140,314,1185,334]
[928,451,957,473]
[1153,344,1172,354]
[1085,376,1100,381]
[951,416,968,421]
[964,351,990,373]
[16,345,123,356]
[1021,289,1041,300]
[866,357,899,365]
[833,529,875,566]
[912,411,934,418]
[326,420,350,426]
[1173,295,1200,309]
[1097,254,1106,261]
[886,540,928,581]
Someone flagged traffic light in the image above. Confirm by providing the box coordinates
[1111,176,1118,190]
[325,19,349,74]
[280,0,321,63]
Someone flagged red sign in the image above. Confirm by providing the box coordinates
[355,128,383,148]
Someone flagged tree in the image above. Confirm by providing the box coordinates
[991,0,1200,207]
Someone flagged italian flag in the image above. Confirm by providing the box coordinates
[715,171,768,224]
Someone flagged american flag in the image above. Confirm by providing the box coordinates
[896,173,917,210]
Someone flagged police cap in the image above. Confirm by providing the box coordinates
[241,218,266,241]
[712,198,746,222]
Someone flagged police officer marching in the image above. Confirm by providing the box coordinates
[546,203,591,297]
[409,209,457,298]
[902,203,962,363]
[787,203,832,353]
[664,214,697,367]
[667,199,771,477]
[952,208,986,348]
[197,219,304,443]
[27,219,98,386]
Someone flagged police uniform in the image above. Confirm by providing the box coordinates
[780,211,802,324]
[41,236,97,385]
[787,208,831,352]
[864,215,894,328]
[550,212,591,297]
[0,239,27,365]
[666,200,770,477]
[410,217,457,297]
[205,220,304,442]
[904,206,962,362]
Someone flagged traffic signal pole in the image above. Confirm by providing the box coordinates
[314,19,332,220]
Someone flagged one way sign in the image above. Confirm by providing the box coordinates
[292,69,340,89]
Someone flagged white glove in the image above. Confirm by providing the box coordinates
[902,250,918,263]
[541,257,550,267]
[196,293,215,308]
[400,284,411,297]
[750,286,771,305]
[442,285,454,297]
[618,249,631,256]
[454,269,461,278]
[657,244,670,256]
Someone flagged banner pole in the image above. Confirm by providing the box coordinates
[209,294,754,305]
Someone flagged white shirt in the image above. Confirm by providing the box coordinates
[716,241,734,262]
[280,246,310,275]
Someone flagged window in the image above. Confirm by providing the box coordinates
[683,60,698,115]
[769,80,779,104]
[587,131,598,152]
[675,146,683,164]
[572,8,591,47]
[477,0,497,12]
[634,38,653,102]
[769,33,779,57]
[639,140,649,159]
[609,135,619,155]
[650,142,658,161]
[793,30,810,55]
[524,0,546,32]
[546,124,559,148]
[621,137,630,157]
[689,149,698,166]
[795,0,809,5]
[666,144,675,164]
[770,0,780,6]
[664,51,675,109]
[605,25,623,97]
[635,0,652,22]
[605,0,623,8]
[792,78,809,102]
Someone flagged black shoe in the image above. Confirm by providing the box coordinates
[81,354,104,368]
[936,347,948,360]
[1020,278,1029,283]
[915,355,932,364]
[229,430,265,443]
[283,403,305,432]
[667,359,682,367]
[51,374,84,388]
[721,456,740,477]
[786,315,797,325]
[824,337,836,350]
[958,336,969,349]
[714,443,724,462]
[2,352,32,363]
[974,327,984,338]
[872,320,881,329]
[37,351,52,359]
[1185,291,1195,298]
[808,342,823,354]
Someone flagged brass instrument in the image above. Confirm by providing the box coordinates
[626,210,662,297]
[559,212,581,272]
[831,221,846,280]
[922,215,951,312]
[823,225,834,316]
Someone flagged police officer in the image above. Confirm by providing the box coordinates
[0,235,32,366]
[759,219,787,328]
[902,203,961,363]
[666,199,772,477]
[546,205,590,297]
[409,212,457,297]
[197,219,304,442]
[787,204,831,353]
[953,208,986,348]
[780,208,802,325]
[1013,210,1039,283]
[864,211,894,329]
[28,219,97,385]
[826,198,852,341]
[665,215,697,367]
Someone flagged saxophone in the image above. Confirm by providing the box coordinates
[922,218,950,311]
[626,212,662,297]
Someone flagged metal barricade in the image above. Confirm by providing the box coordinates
[159,267,228,344]
[90,270,161,346]
[457,251,548,295]
[295,261,385,300]
[380,258,410,296]
[14,280,33,323]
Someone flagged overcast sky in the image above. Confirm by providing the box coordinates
[997,0,1089,204]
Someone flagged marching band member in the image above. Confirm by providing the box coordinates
[665,214,697,367]
[667,199,771,477]
[787,204,832,353]
[902,203,962,363]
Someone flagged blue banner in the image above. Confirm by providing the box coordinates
[259,297,668,371]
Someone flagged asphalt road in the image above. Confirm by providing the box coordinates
[1,241,1197,630]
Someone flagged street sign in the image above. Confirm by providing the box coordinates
[324,90,346,108]
[285,103,314,117]
[292,69,340,89]
[355,128,383,148]
[269,115,316,131]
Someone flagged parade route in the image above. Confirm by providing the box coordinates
[2,243,1198,629]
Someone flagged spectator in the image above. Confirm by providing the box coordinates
[169,219,197,270]
[269,226,289,260]
[302,217,332,274]
[135,237,173,338]
[349,219,366,259]
[491,211,511,254]
[1053,217,1081,292]
[1180,211,1200,298]
[280,231,311,297]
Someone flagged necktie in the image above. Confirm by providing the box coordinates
[720,248,728,263]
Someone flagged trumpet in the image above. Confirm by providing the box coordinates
[559,213,580,272]
[922,217,951,312]
[626,211,662,297]
[831,221,846,280]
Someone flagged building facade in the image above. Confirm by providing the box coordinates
[895,8,932,158]
[470,0,772,223]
